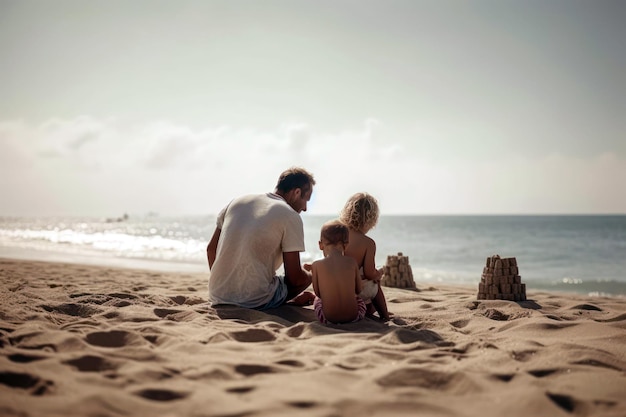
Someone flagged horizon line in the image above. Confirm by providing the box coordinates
[2,212,626,219]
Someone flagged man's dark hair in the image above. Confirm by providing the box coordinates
[275,167,316,193]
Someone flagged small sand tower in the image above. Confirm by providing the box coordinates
[381,252,417,289]
[477,254,527,301]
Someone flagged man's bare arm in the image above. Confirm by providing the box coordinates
[283,251,312,287]
[283,251,312,301]
[206,228,221,269]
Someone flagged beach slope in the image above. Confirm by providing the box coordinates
[1,258,625,417]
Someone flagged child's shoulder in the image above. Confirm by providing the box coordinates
[349,229,376,244]
[340,254,359,269]
[312,257,326,266]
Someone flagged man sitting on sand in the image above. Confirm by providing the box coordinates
[310,220,367,324]
[207,167,316,309]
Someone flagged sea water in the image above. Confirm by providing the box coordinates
[1,214,624,297]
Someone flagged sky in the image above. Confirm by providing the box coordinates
[1,0,625,216]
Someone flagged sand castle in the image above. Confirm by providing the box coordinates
[477,254,527,301]
[381,252,417,289]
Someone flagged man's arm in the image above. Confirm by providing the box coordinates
[206,227,221,269]
[283,251,312,300]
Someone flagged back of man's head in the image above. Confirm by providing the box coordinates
[275,167,316,193]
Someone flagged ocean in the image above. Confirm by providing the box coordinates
[1,214,624,297]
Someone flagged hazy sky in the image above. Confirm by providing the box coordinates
[1,0,625,216]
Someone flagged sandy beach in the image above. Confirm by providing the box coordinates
[1,258,625,417]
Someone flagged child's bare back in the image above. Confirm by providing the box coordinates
[312,252,361,323]
[312,220,366,324]
[344,229,381,282]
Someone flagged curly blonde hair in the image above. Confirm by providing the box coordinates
[339,192,379,233]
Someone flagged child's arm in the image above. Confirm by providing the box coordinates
[354,263,363,295]
[362,240,382,282]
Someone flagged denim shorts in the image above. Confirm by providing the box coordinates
[258,276,288,310]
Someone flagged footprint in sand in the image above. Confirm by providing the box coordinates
[275,359,306,368]
[450,319,470,328]
[226,385,256,394]
[490,373,515,382]
[85,330,145,348]
[8,353,49,363]
[334,356,372,371]
[287,401,317,409]
[546,392,578,413]
[379,328,449,346]
[107,292,138,300]
[429,346,471,360]
[134,388,188,401]
[234,364,279,376]
[510,349,537,362]
[594,313,626,323]
[479,308,510,321]
[0,371,54,395]
[230,328,277,343]
[572,358,624,372]
[284,323,308,338]
[169,295,205,305]
[528,368,560,378]
[570,303,603,311]
[68,293,111,305]
[465,301,481,310]
[521,321,578,331]
[103,299,133,307]
[40,303,103,318]
[169,295,187,305]
[63,354,120,372]
[377,367,480,394]
[153,308,183,318]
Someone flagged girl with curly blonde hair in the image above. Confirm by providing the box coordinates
[339,193,390,321]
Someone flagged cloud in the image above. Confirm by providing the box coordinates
[284,123,310,149]
[1,117,625,216]
[364,118,382,141]
[139,122,199,169]
[38,116,109,157]
[0,120,35,168]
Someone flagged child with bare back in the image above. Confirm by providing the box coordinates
[311,220,367,324]
[339,192,391,321]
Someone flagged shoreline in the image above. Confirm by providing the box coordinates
[1,249,624,298]
[1,257,625,416]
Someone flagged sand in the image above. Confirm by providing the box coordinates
[1,258,625,417]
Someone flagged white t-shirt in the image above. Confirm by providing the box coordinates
[208,193,305,308]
